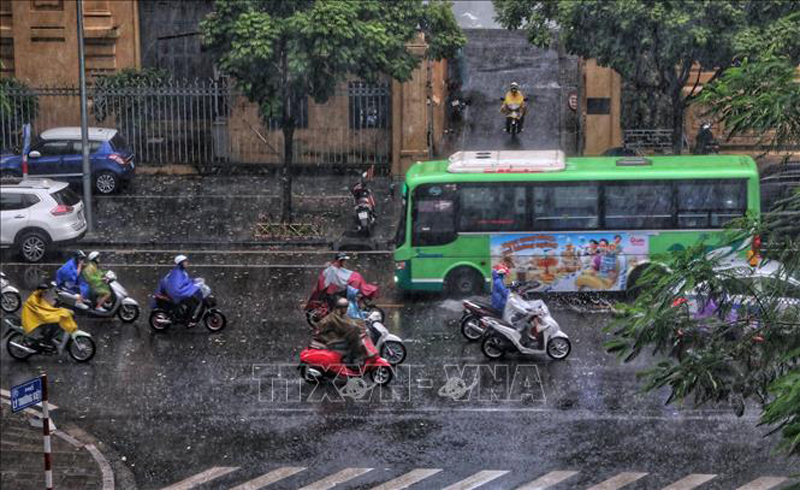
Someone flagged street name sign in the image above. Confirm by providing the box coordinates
[11,377,42,413]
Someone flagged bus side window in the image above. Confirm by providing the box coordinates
[412,185,457,246]
[677,180,747,228]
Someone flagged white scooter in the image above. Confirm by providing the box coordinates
[1,272,22,314]
[365,310,406,365]
[56,271,140,323]
[480,294,571,360]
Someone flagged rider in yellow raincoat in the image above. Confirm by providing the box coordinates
[21,283,78,339]
[501,82,527,133]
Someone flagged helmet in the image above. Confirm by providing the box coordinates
[74,250,87,260]
[174,254,188,265]
[36,282,50,290]
[335,252,350,262]
[510,82,519,90]
[88,251,100,262]
[495,264,510,276]
[335,297,349,309]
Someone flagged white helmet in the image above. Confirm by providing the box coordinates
[174,254,188,265]
[510,82,520,90]
[88,251,100,262]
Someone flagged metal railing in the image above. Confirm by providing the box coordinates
[623,129,675,154]
[0,80,392,170]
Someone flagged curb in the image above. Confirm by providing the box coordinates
[59,422,138,490]
[72,239,335,249]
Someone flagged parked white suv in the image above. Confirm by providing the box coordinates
[1,178,87,262]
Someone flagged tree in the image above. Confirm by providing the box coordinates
[493,0,800,153]
[697,11,800,155]
[201,0,465,221]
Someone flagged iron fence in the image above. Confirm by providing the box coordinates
[0,80,392,169]
[623,129,675,154]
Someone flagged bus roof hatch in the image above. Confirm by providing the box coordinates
[447,150,566,173]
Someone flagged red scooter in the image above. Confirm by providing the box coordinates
[298,334,394,386]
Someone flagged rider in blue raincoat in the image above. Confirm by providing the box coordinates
[491,264,510,313]
[163,255,203,325]
[56,251,90,300]
[346,286,367,321]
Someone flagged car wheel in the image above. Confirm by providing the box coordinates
[94,171,119,194]
[17,230,49,263]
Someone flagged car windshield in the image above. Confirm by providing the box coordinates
[50,187,81,206]
[110,133,130,153]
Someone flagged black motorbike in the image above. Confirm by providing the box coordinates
[351,171,376,237]
[148,279,226,333]
[4,316,96,362]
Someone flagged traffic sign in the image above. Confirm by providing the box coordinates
[11,377,42,413]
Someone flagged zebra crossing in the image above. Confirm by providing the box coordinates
[160,466,792,490]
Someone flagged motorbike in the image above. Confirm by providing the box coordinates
[459,281,540,341]
[56,270,140,323]
[351,171,377,236]
[148,278,226,332]
[693,123,720,155]
[479,294,571,361]
[4,315,96,362]
[305,270,382,327]
[1,272,22,314]
[501,97,529,136]
[365,310,406,365]
[298,333,394,386]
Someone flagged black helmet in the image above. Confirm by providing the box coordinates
[36,281,55,290]
[74,250,87,260]
[335,252,350,262]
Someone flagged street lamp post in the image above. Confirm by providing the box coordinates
[76,0,93,232]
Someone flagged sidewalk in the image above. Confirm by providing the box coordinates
[0,405,111,489]
[84,173,400,248]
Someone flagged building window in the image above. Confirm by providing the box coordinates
[349,81,390,129]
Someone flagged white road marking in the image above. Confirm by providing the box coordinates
[297,468,374,490]
[369,469,443,490]
[0,390,59,410]
[160,466,239,490]
[441,470,510,490]
[587,472,649,490]
[516,470,579,489]
[736,477,789,490]
[661,474,716,490]
[229,466,306,490]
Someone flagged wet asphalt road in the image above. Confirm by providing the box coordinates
[0,252,796,489]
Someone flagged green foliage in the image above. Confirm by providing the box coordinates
[0,77,39,129]
[201,0,464,125]
[200,0,464,219]
[93,67,172,89]
[493,0,800,151]
[92,68,173,122]
[607,190,800,456]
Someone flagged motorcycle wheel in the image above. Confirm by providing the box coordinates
[546,337,572,360]
[6,332,33,360]
[460,314,483,341]
[370,366,393,386]
[149,309,171,332]
[118,304,140,323]
[68,336,96,362]
[481,335,506,359]
[380,341,407,365]
[298,363,320,384]
[204,309,227,332]
[1,291,21,314]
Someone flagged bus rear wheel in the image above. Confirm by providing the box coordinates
[446,267,483,297]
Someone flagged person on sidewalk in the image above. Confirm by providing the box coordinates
[21,282,78,346]
[163,255,203,327]
[82,251,111,312]
[500,82,527,133]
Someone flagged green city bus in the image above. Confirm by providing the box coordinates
[393,150,761,295]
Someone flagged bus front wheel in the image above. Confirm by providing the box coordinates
[446,267,483,297]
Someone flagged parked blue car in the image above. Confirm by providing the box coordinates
[0,127,135,194]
